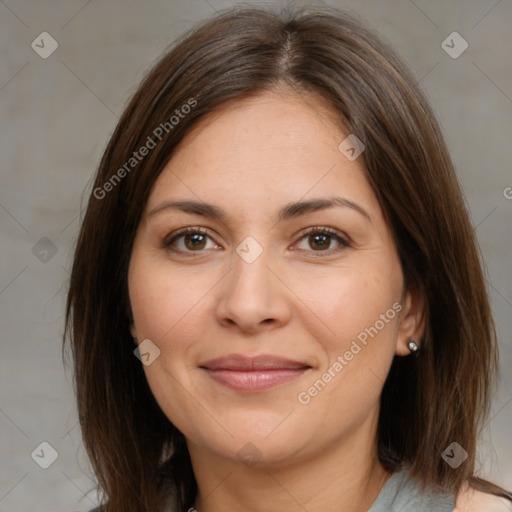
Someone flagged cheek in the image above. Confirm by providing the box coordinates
[294,269,401,426]
[128,249,216,344]
[288,261,402,354]
[128,252,214,431]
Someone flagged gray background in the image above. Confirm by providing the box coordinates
[1,1,511,510]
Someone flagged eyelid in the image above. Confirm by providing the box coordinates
[162,225,352,255]
[162,226,216,248]
[292,226,352,254]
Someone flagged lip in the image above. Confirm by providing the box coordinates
[199,354,312,392]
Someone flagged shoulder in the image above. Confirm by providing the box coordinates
[454,482,511,511]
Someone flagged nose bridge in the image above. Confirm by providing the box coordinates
[216,236,288,330]
[229,237,275,301]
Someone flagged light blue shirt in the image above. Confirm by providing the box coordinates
[368,466,455,511]
[85,466,456,511]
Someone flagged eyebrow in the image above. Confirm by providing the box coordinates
[147,196,371,223]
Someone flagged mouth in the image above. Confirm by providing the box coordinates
[199,354,312,392]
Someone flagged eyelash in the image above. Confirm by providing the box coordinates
[162,226,351,257]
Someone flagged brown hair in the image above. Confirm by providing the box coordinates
[63,4,511,511]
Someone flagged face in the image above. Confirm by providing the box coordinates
[128,88,424,467]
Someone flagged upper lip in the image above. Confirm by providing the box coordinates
[199,354,311,371]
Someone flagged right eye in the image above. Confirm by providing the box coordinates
[163,226,221,254]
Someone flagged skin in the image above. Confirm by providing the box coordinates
[128,87,428,512]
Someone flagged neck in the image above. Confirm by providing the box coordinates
[187,413,390,512]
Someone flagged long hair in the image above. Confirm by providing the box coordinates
[63,5,511,511]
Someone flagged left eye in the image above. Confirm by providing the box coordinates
[163,227,351,255]
[293,227,351,253]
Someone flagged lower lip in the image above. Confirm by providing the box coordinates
[202,368,310,392]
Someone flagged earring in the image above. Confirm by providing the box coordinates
[407,338,420,353]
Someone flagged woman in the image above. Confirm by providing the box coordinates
[64,5,512,512]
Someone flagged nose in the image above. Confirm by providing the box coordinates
[214,244,291,334]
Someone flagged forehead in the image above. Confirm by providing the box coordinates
[146,89,378,220]
[170,88,345,166]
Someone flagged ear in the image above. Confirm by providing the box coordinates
[395,283,427,356]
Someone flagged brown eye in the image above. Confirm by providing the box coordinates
[294,227,351,254]
[163,227,218,254]
[183,232,207,250]
[308,233,331,251]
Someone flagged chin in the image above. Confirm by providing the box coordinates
[188,414,316,467]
